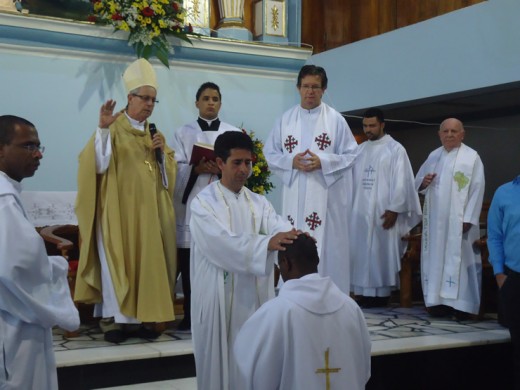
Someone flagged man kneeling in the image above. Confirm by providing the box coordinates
[234,234,372,390]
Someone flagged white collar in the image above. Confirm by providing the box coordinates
[125,112,146,131]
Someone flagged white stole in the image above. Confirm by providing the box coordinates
[422,144,478,299]
[280,104,336,255]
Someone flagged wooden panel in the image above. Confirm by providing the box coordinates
[302,0,324,54]
[379,0,397,35]
[304,0,486,54]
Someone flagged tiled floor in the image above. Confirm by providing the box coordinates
[55,306,510,389]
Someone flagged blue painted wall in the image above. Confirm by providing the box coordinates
[309,0,520,112]
[0,13,310,211]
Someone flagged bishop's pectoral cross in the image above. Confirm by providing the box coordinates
[315,348,341,390]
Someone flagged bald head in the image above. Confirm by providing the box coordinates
[439,118,465,152]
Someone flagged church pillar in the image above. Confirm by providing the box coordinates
[253,0,288,44]
[215,0,252,41]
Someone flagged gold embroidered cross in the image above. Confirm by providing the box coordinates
[315,348,341,390]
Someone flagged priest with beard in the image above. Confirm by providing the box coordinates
[350,108,421,308]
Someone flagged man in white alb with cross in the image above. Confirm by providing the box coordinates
[264,65,358,294]
[234,234,371,390]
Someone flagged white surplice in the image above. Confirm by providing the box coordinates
[169,119,239,248]
[264,103,358,293]
[415,144,485,314]
[190,181,292,390]
[233,273,371,390]
[0,172,80,390]
[350,135,421,296]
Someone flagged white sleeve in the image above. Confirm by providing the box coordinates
[0,196,79,330]
[95,127,112,174]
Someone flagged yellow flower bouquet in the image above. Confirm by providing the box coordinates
[88,0,195,67]
[242,129,274,195]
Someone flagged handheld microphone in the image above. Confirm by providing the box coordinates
[149,123,163,164]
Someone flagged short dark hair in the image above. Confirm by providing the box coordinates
[214,131,253,162]
[363,107,385,123]
[278,234,319,273]
[297,65,328,89]
[0,115,35,145]
[196,82,222,101]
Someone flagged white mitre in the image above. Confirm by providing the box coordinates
[122,58,158,93]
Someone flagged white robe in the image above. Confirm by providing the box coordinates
[415,144,485,314]
[350,135,422,296]
[190,181,292,390]
[169,119,239,248]
[264,103,358,293]
[233,273,372,390]
[0,172,80,390]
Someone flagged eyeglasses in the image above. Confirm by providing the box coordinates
[300,85,322,91]
[15,144,45,154]
[132,94,159,104]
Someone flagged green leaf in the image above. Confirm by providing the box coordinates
[155,46,170,68]
[141,45,152,60]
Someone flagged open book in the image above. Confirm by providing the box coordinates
[189,142,215,165]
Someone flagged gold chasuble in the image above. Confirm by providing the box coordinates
[75,114,177,322]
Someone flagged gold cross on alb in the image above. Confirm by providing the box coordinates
[315,348,341,390]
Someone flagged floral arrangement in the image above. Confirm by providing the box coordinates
[242,129,274,195]
[88,0,195,67]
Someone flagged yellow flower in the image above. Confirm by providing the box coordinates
[119,21,130,31]
[144,17,152,24]
[93,2,104,12]
[252,165,261,177]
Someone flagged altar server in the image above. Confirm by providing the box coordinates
[0,115,80,389]
[169,82,239,332]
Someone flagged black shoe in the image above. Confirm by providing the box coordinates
[359,296,389,309]
[427,305,453,317]
[104,329,128,344]
[454,310,475,321]
[176,318,191,334]
[131,326,161,340]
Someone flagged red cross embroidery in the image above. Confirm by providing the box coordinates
[287,215,294,226]
[315,133,331,150]
[305,212,322,231]
[284,135,298,153]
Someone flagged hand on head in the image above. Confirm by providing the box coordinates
[268,228,299,251]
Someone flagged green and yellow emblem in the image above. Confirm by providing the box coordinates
[453,171,469,191]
